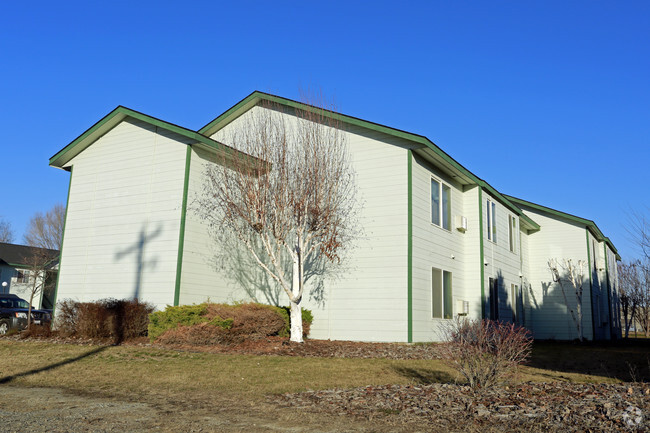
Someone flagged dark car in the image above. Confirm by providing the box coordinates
[0,294,52,335]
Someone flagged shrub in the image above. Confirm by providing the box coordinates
[438,318,532,389]
[54,298,154,343]
[149,302,314,345]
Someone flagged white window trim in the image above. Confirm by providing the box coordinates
[487,199,497,243]
[508,214,518,254]
[432,267,453,319]
[430,176,452,231]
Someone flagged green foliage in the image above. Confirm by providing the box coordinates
[148,302,314,343]
[148,304,210,341]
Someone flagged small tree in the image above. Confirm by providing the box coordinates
[618,260,642,338]
[23,203,65,250]
[21,247,57,327]
[0,216,14,243]
[548,258,586,342]
[438,318,532,389]
[637,262,650,337]
[195,95,360,342]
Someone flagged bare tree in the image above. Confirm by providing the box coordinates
[0,216,14,243]
[21,247,58,327]
[618,260,643,338]
[637,262,650,338]
[23,203,65,250]
[195,96,360,342]
[548,258,586,342]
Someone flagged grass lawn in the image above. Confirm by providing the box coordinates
[0,339,647,431]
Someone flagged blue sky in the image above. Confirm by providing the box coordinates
[1,1,648,260]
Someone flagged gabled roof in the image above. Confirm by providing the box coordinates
[0,243,59,268]
[49,106,258,169]
[199,91,541,232]
[504,195,620,260]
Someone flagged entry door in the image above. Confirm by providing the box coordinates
[489,277,499,320]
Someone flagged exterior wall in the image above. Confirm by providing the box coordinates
[179,146,242,305]
[482,193,524,323]
[410,153,478,342]
[56,119,189,311]
[519,207,594,340]
[604,244,621,338]
[197,105,409,342]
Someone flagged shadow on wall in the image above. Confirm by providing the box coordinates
[207,228,334,308]
[526,270,593,341]
[114,223,163,300]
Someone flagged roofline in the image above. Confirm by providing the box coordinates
[504,194,620,259]
[50,106,259,169]
[199,91,540,232]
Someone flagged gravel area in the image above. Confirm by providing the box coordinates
[274,382,650,432]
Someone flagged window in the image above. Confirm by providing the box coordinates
[487,199,497,242]
[511,284,519,323]
[508,215,518,253]
[431,178,451,230]
[432,268,453,319]
[14,270,30,284]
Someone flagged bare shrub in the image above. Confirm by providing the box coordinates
[54,298,154,343]
[19,324,55,339]
[438,318,533,389]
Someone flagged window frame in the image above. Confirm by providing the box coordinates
[430,177,451,231]
[508,214,518,253]
[432,267,453,319]
[14,269,30,284]
[486,199,497,243]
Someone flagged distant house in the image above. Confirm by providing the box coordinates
[0,242,59,309]
[49,91,621,342]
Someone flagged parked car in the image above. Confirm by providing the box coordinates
[0,294,52,335]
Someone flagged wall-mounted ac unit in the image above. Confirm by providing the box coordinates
[456,216,467,233]
[456,300,469,316]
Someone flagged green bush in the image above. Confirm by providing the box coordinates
[148,304,210,341]
[148,302,314,344]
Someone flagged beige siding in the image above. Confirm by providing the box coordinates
[410,154,475,342]
[202,105,409,342]
[56,119,188,310]
[482,193,524,323]
[519,208,593,340]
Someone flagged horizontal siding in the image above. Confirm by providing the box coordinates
[521,208,593,341]
[56,119,188,311]
[204,105,408,342]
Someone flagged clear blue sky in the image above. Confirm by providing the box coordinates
[1,1,648,260]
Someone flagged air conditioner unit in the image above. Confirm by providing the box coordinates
[456,300,469,316]
[456,215,467,233]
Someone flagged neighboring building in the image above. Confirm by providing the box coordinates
[0,242,59,309]
[49,91,621,342]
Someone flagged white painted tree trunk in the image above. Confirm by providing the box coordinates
[290,256,303,343]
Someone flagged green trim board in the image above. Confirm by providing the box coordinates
[173,146,192,307]
[51,167,73,317]
[505,194,620,260]
[478,186,485,319]
[49,106,260,170]
[199,91,539,231]
[407,150,413,343]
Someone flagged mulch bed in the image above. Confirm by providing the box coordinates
[273,382,650,432]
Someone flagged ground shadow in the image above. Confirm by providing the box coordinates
[526,340,650,382]
[391,365,457,385]
[0,346,109,385]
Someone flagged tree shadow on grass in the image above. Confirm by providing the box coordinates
[0,346,109,385]
[391,366,457,385]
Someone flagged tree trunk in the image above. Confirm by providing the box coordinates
[290,257,303,343]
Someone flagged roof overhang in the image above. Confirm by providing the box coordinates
[200,91,540,232]
[505,195,620,260]
[50,106,263,171]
